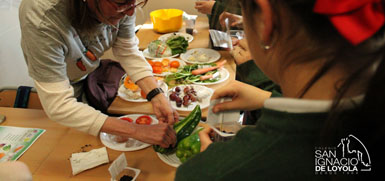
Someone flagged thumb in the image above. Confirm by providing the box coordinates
[211,87,237,100]
[213,99,240,113]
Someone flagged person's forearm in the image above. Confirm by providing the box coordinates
[136,76,159,94]
[100,117,135,137]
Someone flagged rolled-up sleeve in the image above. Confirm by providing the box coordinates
[34,79,108,136]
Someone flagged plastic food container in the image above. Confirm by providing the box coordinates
[150,9,183,33]
[111,167,140,181]
[212,122,242,142]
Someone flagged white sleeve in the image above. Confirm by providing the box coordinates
[112,36,153,83]
[34,79,108,136]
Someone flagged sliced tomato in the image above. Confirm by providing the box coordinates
[120,117,133,123]
[170,61,180,68]
[135,115,152,125]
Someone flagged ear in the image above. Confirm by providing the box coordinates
[255,0,274,45]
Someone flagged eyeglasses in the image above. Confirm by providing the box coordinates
[108,0,148,13]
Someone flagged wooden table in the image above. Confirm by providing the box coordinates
[108,17,237,119]
[136,17,210,51]
[0,107,176,180]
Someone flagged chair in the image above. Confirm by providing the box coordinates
[0,86,42,109]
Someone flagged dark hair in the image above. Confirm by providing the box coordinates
[240,0,385,178]
[68,0,100,32]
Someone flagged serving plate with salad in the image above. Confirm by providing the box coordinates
[117,75,168,102]
[142,48,179,59]
[148,58,186,76]
[180,48,221,64]
[100,114,159,151]
[143,36,189,59]
[165,60,229,86]
[158,32,194,43]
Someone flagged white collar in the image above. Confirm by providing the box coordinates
[264,95,364,113]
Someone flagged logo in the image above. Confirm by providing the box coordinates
[315,134,371,175]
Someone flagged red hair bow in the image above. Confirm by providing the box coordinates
[314,0,385,45]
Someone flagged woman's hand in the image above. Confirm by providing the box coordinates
[130,122,177,148]
[102,118,177,148]
[195,1,215,15]
[151,93,179,125]
[219,12,243,29]
[199,127,214,152]
[136,76,179,125]
[211,80,272,113]
[231,39,252,65]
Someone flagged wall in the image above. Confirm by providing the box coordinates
[0,0,32,89]
[0,0,203,89]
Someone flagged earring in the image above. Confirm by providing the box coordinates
[260,40,274,50]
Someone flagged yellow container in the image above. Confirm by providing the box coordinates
[150,9,183,33]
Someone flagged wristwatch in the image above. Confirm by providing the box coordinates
[146,88,164,102]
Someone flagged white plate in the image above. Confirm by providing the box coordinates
[155,125,203,167]
[151,58,186,77]
[117,81,168,102]
[142,48,179,60]
[193,68,230,86]
[156,152,181,168]
[180,48,221,64]
[100,114,159,152]
[167,85,214,112]
[158,32,194,43]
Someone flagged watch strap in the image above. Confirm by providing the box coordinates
[146,88,164,102]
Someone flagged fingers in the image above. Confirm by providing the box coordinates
[211,83,237,100]
[238,39,249,50]
[231,22,239,27]
[154,109,165,123]
[173,110,179,125]
[159,124,177,148]
[166,110,174,125]
[213,99,240,113]
[199,127,213,152]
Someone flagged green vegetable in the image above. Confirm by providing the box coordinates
[176,128,203,163]
[153,105,202,154]
[166,36,188,55]
[164,63,220,86]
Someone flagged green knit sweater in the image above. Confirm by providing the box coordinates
[175,106,328,181]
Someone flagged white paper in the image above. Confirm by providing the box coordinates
[209,30,231,48]
[70,147,109,175]
[108,153,127,179]
[207,98,241,126]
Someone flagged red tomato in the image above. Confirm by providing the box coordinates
[153,62,163,67]
[120,117,133,123]
[140,90,147,99]
[136,115,152,125]
[170,61,180,68]
[153,66,163,74]
[147,60,154,66]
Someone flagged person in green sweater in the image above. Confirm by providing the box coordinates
[197,1,280,125]
[176,0,385,180]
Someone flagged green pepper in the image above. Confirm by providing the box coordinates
[153,105,202,154]
[176,128,203,163]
